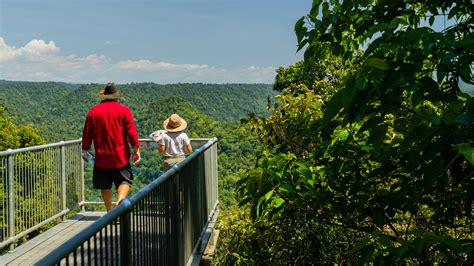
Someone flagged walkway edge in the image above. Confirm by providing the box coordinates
[189,205,220,266]
[0,212,89,265]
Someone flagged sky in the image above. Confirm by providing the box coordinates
[0,0,311,84]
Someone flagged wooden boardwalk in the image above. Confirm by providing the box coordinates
[0,212,106,266]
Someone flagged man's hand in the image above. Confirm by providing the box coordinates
[81,150,92,162]
[132,148,141,165]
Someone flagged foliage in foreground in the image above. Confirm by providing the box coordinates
[215,207,364,265]
[225,0,474,264]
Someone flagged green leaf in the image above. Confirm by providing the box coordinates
[297,38,309,53]
[459,62,473,84]
[295,16,307,43]
[456,143,474,165]
[364,38,384,57]
[421,158,444,187]
[377,234,392,247]
[355,245,375,266]
[322,2,330,18]
[295,163,312,179]
[272,197,285,208]
[309,0,323,18]
[279,183,294,194]
[364,57,390,70]
[350,237,371,254]
[442,237,463,253]
[264,190,274,200]
[339,129,349,142]
[429,16,435,26]
[322,90,344,125]
[359,116,384,134]
[369,207,387,228]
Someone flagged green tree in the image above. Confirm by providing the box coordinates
[0,107,44,150]
[0,107,46,253]
[234,0,473,264]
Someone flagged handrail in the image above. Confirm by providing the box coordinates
[36,137,219,265]
[0,139,82,156]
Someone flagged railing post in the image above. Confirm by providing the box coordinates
[170,174,181,266]
[212,144,218,209]
[7,149,15,251]
[60,142,67,220]
[120,210,132,266]
[80,142,85,212]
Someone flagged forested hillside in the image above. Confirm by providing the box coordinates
[0,81,275,142]
[0,81,272,208]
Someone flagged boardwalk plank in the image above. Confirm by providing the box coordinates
[0,212,105,266]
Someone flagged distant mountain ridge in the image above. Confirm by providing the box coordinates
[0,80,275,142]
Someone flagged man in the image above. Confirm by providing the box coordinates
[158,113,192,170]
[82,83,141,211]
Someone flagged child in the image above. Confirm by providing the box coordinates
[157,114,193,170]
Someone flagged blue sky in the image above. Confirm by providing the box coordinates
[0,0,311,84]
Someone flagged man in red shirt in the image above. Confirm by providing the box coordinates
[82,83,141,211]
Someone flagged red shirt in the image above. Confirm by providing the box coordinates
[82,100,140,168]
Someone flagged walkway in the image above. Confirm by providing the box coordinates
[0,212,106,265]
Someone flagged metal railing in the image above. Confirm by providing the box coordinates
[36,137,219,265]
[0,139,84,250]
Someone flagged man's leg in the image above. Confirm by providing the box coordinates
[116,183,130,206]
[101,189,113,212]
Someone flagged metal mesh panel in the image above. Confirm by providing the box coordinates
[12,148,62,233]
[65,143,83,209]
[0,140,84,249]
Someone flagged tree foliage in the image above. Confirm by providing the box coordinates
[233,0,474,264]
[0,107,44,150]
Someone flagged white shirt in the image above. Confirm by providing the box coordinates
[158,131,190,157]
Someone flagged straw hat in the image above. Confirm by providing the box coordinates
[98,83,123,99]
[163,114,187,132]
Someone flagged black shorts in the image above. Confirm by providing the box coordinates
[93,163,133,190]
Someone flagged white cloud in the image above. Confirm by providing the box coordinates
[0,37,59,61]
[248,65,276,73]
[115,59,209,71]
[0,37,276,83]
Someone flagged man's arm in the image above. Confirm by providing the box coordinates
[82,112,93,151]
[123,107,140,165]
[123,108,140,148]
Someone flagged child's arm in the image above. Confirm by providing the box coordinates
[184,144,193,154]
[158,144,166,154]
[157,136,166,154]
